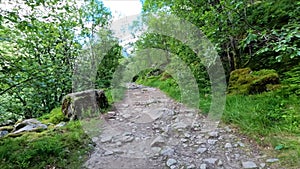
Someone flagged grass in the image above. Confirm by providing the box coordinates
[0,108,94,169]
[136,73,300,168]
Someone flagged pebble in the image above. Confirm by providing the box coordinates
[172,122,189,130]
[207,139,218,145]
[166,158,177,167]
[196,147,207,154]
[122,136,134,143]
[199,164,207,169]
[208,131,219,138]
[242,161,258,169]
[151,135,166,147]
[260,163,266,168]
[266,158,279,163]
[161,147,175,156]
[103,150,114,156]
[186,164,196,169]
[203,158,218,164]
[225,143,233,148]
[100,135,112,143]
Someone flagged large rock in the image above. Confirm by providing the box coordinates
[228,68,280,95]
[62,89,108,120]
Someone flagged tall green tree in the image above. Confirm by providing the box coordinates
[0,0,111,120]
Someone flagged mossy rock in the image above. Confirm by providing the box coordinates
[228,68,280,95]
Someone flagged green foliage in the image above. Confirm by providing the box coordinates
[0,0,111,119]
[222,90,300,168]
[141,0,300,75]
[0,121,93,169]
[281,64,300,96]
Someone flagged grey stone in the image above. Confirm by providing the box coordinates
[170,165,177,169]
[55,122,66,128]
[203,158,218,164]
[181,138,188,143]
[112,149,124,154]
[100,135,112,143]
[266,158,279,163]
[13,119,47,134]
[166,158,177,167]
[217,160,223,166]
[161,147,175,156]
[260,163,266,168]
[208,131,219,138]
[172,122,188,130]
[207,139,218,145]
[225,143,233,148]
[196,147,207,154]
[241,161,258,169]
[122,136,134,143]
[199,164,207,169]
[92,137,99,142]
[187,164,196,169]
[151,135,165,147]
[151,147,162,154]
[62,89,108,120]
[122,113,132,119]
[104,150,114,156]
[237,141,245,147]
[0,130,8,138]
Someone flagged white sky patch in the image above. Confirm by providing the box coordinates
[102,0,142,20]
[102,1,143,55]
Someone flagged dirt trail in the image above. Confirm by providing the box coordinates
[84,84,280,169]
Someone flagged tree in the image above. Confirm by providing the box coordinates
[0,0,111,120]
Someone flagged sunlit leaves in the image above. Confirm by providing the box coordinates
[0,0,112,119]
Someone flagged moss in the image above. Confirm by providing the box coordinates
[0,121,93,169]
[228,68,280,95]
[0,126,14,132]
[39,107,67,124]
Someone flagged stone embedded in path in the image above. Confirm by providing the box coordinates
[100,135,112,143]
[186,164,196,169]
[161,147,175,156]
[166,158,177,167]
[208,131,219,138]
[207,139,218,145]
[172,122,189,131]
[151,135,166,147]
[203,158,219,164]
[225,143,233,148]
[196,147,207,154]
[199,164,207,169]
[103,150,114,156]
[242,161,258,169]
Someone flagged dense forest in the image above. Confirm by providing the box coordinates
[0,0,299,168]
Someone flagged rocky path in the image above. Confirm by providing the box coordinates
[84,84,280,169]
